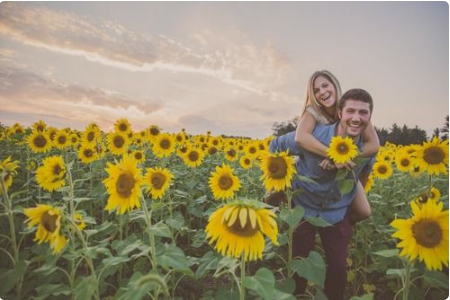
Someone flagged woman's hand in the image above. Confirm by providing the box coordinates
[319,158,336,170]
[334,160,356,170]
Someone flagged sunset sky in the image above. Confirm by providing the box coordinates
[0,2,448,138]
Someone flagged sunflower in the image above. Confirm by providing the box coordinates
[82,125,101,146]
[175,132,186,144]
[114,118,132,134]
[372,161,393,180]
[395,151,414,172]
[409,163,425,177]
[148,125,161,142]
[416,137,449,176]
[245,143,259,158]
[103,154,143,214]
[78,145,99,164]
[27,159,38,172]
[46,127,58,141]
[28,131,52,153]
[153,133,175,158]
[364,175,374,193]
[73,212,86,230]
[260,151,296,191]
[209,164,241,200]
[0,157,19,195]
[327,136,358,164]
[69,133,80,147]
[53,130,70,149]
[36,156,66,191]
[239,155,253,169]
[416,187,441,204]
[224,147,238,162]
[391,200,449,271]
[376,150,394,163]
[182,148,205,168]
[144,167,174,199]
[23,204,68,254]
[32,120,47,132]
[205,200,279,261]
[131,150,145,163]
[107,132,130,155]
[207,146,218,156]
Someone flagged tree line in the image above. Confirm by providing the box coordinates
[272,115,449,146]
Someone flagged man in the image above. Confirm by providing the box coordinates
[269,88,376,300]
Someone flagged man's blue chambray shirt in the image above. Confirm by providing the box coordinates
[269,123,374,225]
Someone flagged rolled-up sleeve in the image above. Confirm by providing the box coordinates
[269,131,301,155]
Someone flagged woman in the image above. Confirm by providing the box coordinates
[295,70,379,222]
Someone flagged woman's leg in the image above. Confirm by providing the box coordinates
[349,181,371,224]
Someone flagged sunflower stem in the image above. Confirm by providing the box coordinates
[402,259,414,300]
[427,174,433,199]
[141,194,158,269]
[240,253,246,300]
[286,189,293,278]
[1,174,22,299]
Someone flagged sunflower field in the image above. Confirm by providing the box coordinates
[0,120,448,300]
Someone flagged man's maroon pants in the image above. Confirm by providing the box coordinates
[292,215,352,300]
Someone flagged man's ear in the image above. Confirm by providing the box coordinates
[338,109,342,119]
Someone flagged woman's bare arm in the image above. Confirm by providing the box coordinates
[295,112,328,157]
[360,121,380,157]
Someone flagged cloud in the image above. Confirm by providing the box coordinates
[0,65,167,131]
[0,2,291,95]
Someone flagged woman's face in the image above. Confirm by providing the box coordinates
[313,75,337,108]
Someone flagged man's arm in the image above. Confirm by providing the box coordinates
[269,131,302,155]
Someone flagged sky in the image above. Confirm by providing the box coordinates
[0,1,448,139]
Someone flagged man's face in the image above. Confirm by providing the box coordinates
[338,99,371,137]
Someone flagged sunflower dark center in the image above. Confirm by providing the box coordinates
[113,136,125,148]
[176,136,183,142]
[208,147,217,155]
[179,146,188,154]
[337,143,349,155]
[244,159,251,165]
[249,147,256,154]
[58,136,66,144]
[53,164,62,175]
[412,220,442,248]
[150,128,160,135]
[423,147,445,165]
[37,125,44,132]
[188,151,199,162]
[151,173,166,190]
[225,209,259,237]
[218,175,233,190]
[87,132,95,142]
[119,124,128,132]
[134,152,142,160]
[160,139,170,150]
[213,140,219,146]
[34,135,47,148]
[227,149,236,157]
[84,149,93,158]
[418,192,428,203]
[41,211,58,233]
[401,158,410,167]
[268,157,288,179]
[116,173,135,197]
[378,165,387,174]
